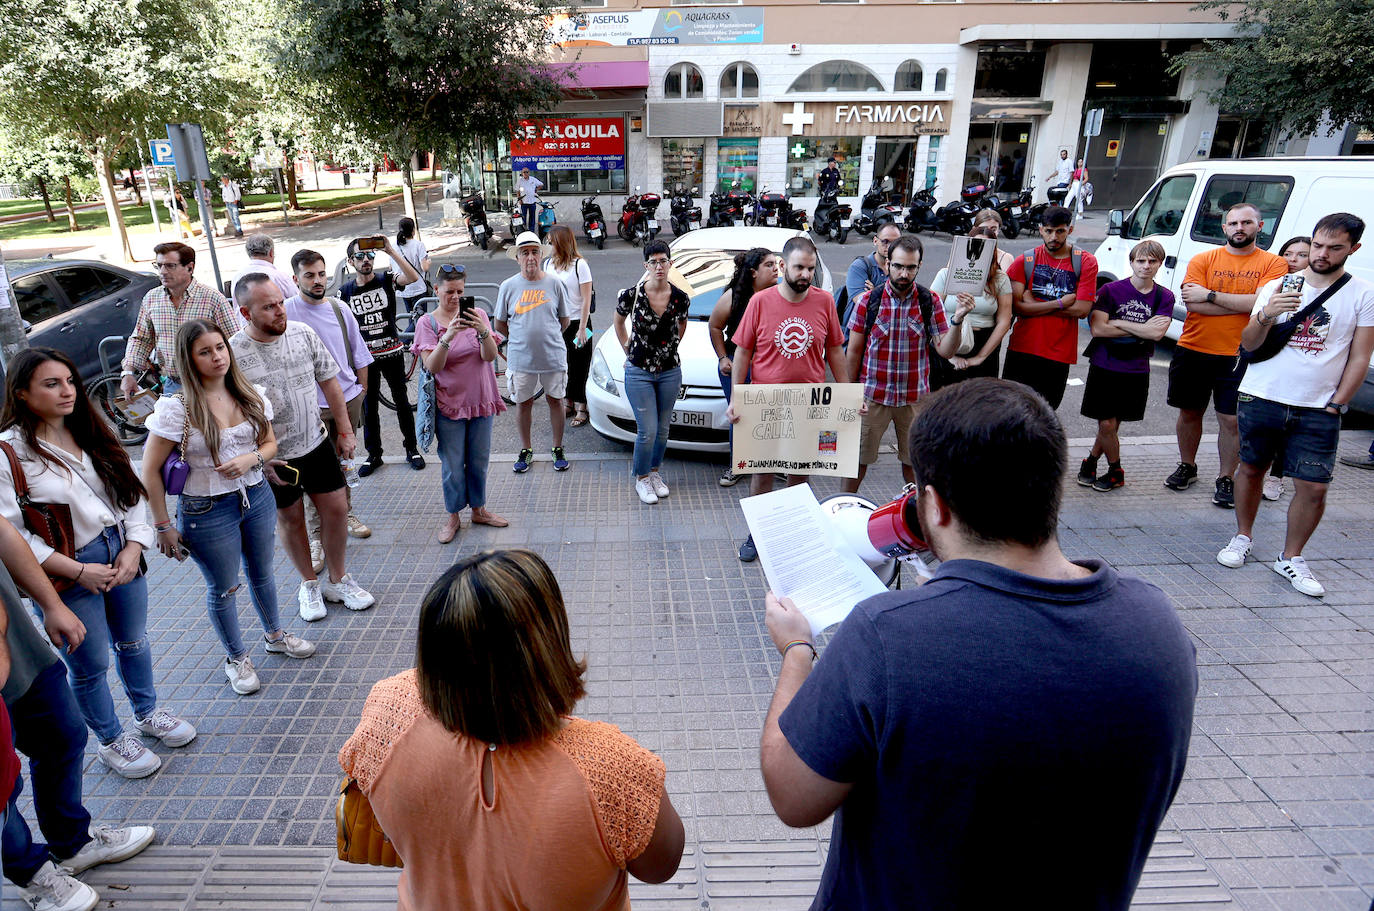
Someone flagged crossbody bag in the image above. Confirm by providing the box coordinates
[1238,273,1351,366]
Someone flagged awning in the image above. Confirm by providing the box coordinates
[548,61,650,91]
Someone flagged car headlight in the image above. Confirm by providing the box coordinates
[591,349,619,396]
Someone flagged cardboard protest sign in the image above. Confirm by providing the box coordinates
[731,382,863,477]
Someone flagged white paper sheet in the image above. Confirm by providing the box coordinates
[740,484,888,637]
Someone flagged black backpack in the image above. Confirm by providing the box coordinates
[853,280,939,354]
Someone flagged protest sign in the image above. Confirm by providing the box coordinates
[943,234,996,297]
[731,382,863,477]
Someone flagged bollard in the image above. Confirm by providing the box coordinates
[377,205,384,231]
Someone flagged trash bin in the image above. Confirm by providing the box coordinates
[343,170,351,187]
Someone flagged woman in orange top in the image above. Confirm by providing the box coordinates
[339,549,684,910]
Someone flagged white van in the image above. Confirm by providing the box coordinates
[1092,157,1374,411]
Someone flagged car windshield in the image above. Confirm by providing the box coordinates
[669,248,806,320]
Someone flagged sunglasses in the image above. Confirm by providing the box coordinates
[438,263,466,277]
[353,251,376,261]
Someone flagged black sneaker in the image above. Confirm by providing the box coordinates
[513,448,533,473]
[1092,466,1125,492]
[357,457,384,478]
[1212,475,1235,508]
[1077,457,1099,487]
[1164,462,1198,490]
[738,535,757,562]
[407,452,426,470]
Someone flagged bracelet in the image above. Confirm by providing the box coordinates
[254,450,264,471]
[477,331,490,341]
[75,564,85,582]
[437,339,451,349]
[155,521,173,532]
[782,640,818,662]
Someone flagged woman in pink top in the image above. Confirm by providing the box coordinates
[340,549,685,911]
[412,265,508,543]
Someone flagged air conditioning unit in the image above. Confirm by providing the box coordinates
[789,43,802,55]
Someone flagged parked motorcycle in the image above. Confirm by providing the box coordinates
[460,189,490,251]
[507,195,526,240]
[1020,180,1066,232]
[617,187,658,246]
[581,194,607,250]
[981,189,1023,239]
[902,183,939,235]
[639,190,662,240]
[728,185,755,227]
[707,189,736,228]
[932,186,980,237]
[811,188,852,244]
[755,188,790,228]
[853,179,903,236]
[536,200,557,241]
[669,185,702,236]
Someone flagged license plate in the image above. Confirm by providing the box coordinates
[766,215,777,225]
[648,219,658,229]
[671,410,709,427]
[512,219,523,228]
[841,218,852,228]
[1011,206,1023,215]
[590,227,602,237]
[689,221,700,230]
[473,225,485,235]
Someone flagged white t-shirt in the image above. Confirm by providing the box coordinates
[1240,273,1374,409]
[396,238,428,297]
[230,323,340,460]
[221,180,242,204]
[517,175,544,204]
[1054,159,1073,186]
[543,257,593,322]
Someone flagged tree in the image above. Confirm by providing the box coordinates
[274,0,565,223]
[1170,0,1374,136]
[0,0,235,261]
[0,122,96,231]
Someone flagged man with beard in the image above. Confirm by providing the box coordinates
[726,236,850,562]
[337,237,422,477]
[842,235,972,495]
[284,249,374,564]
[1218,213,1374,597]
[1166,204,1288,507]
[231,275,376,623]
[1004,206,1098,409]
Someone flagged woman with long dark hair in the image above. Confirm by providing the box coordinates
[142,320,315,697]
[395,216,432,312]
[0,348,195,778]
[544,224,595,427]
[708,247,779,487]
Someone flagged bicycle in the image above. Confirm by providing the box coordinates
[88,364,164,445]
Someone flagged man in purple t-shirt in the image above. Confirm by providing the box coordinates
[1077,240,1174,491]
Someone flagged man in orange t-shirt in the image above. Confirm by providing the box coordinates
[1165,203,1288,507]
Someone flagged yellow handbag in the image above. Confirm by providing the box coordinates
[336,777,403,868]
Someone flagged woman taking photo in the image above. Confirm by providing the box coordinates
[544,225,595,428]
[395,216,432,314]
[708,247,778,487]
[615,240,691,505]
[0,348,195,779]
[412,264,508,543]
[143,320,315,697]
[340,549,684,910]
[929,222,1014,382]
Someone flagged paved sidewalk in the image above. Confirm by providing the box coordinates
[3,431,1372,909]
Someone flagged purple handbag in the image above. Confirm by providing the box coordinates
[160,394,191,495]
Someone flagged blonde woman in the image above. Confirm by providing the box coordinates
[143,320,315,696]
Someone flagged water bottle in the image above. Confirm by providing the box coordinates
[341,458,361,489]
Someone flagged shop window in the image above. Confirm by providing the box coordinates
[1189,177,1292,249]
[664,63,704,100]
[973,48,1046,98]
[925,136,942,190]
[720,63,759,100]
[717,138,759,193]
[895,61,923,92]
[934,68,948,92]
[1122,174,1196,240]
[787,61,883,94]
[663,139,705,192]
[542,166,628,195]
[784,138,861,195]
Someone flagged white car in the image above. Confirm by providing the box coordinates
[586,227,834,453]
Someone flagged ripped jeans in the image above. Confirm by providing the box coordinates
[178,480,283,661]
[46,526,156,744]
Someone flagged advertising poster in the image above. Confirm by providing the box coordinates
[731,383,863,478]
[510,117,626,173]
[551,8,764,46]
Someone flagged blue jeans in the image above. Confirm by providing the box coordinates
[225,202,242,233]
[46,527,156,744]
[436,414,493,513]
[718,366,733,451]
[624,364,681,477]
[178,481,282,660]
[1237,394,1340,484]
[2,662,92,886]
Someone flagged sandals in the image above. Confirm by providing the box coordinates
[571,408,589,427]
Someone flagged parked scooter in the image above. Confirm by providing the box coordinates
[707,188,736,228]
[460,189,490,251]
[638,190,662,240]
[536,200,557,241]
[755,188,790,228]
[669,185,702,235]
[902,183,939,234]
[581,194,607,250]
[981,189,1023,239]
[811,188,852,244]
[507,195,526,240]
[617,187,654,246]
[1020,180,1066,232]
[728,185,756,227]
[853,179,903,236]
[929,182,985,236]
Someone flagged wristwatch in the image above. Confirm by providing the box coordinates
[1207,290,1217,304]
[1327,400,1349,415]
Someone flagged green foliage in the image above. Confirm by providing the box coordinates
[1171,0,1374,135]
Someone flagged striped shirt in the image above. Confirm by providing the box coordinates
[123,280,243,380]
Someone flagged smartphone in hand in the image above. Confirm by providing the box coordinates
[357,236,387,251]
[460,296,476,316]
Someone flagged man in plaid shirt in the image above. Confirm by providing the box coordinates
[841,235,972,494]
[121,242,243,397]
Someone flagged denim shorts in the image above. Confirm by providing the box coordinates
[1237,394,1340,484]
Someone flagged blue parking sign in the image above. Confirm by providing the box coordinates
[149,140,176,168]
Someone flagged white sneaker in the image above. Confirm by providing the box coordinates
[309,536,325,573]
[634,478,659,505]
[1217,534,1252,568]
[321,573,375,611]
[95,731,160,779]
[1262,475,1285,501]
[133,708,196,747]
[264,631,317,658]
[649,471,670,498]
[57,823,156,875]
[224,655,261,695]
[1273,554,1326,597]
[298,579,326,622]
[17,860,97,911]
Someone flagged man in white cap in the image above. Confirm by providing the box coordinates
[493,231,573,472]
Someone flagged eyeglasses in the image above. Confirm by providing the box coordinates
[646,258,670,269]
[153,261,185,271]
[437,263,466,276]
[888,261,920,273]
[353,251,376,261]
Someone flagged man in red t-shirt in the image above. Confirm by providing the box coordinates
[727,236,849,562]
[1005,206,1099,409]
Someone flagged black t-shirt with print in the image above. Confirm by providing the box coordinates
[339,271,402,358]
[616,283,691,373]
